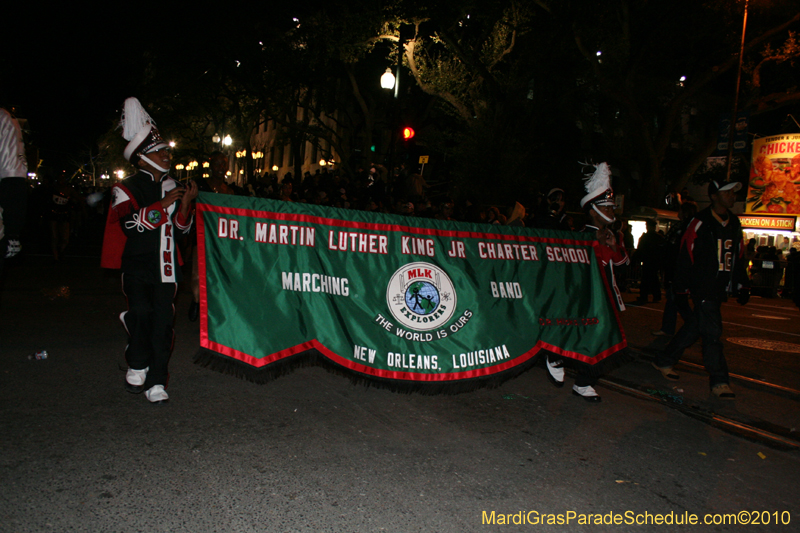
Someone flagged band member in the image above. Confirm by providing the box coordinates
[545,163,629,402]
[101,97,198,404]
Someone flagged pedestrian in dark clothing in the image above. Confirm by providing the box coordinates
[633,219,663,304]
[788,248,800,306]
[653,201,697,336]
[653,180,749,400]
[532,188,571,231]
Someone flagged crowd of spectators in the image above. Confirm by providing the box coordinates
[216,163,554,229]
[24,160,800,309]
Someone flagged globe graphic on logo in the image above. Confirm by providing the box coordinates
[404,281,440,316]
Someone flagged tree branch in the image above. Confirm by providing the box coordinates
[404,37,473,121]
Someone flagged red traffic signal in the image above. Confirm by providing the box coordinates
[402,127,415,140]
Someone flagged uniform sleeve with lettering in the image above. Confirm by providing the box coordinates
[111,185,169,237]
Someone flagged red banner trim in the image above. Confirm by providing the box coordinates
[198,202,595,246]
[200,335,626,381]
[196,201,628,377]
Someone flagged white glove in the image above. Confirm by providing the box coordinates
[5,239,21,259]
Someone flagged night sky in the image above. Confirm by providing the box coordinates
[3,4,797,175]
[1,7,239,172]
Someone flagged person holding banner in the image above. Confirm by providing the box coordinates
[101,97,198,404]
[545,163,629,402]
[0,107,28,274]
[533,188,571,231]
[187,151,243,322]
[652,180,749,400]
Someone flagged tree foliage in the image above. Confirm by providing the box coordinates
[108,0,799,208]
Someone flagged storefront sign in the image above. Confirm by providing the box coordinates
[746,134,800,214]
[194,194,626,392]
[715,112,749,154]
[739,215,796,230]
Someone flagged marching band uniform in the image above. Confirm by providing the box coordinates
[545,163,629,402]
[0,107,28,269]
[101,98,197,403]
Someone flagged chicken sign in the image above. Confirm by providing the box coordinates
[747,134,800,215]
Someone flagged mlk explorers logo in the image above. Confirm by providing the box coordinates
[386,262,457,331]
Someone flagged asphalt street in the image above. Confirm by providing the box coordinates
[1,246,799,532]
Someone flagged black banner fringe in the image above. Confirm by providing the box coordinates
[193,346,631,395]
[194,347,549,395]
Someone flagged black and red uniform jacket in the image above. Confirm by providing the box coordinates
[582,224,630,312]
[673,206,749,302]
[101,170,192,283]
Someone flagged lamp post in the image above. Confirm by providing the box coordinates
[382,32,404,178]
[235,149,248,186]
[252,150,263,177]
[725,0,749,182]
[381,68,396,91]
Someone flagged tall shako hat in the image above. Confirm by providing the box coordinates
[121,97,168,165]
[580,162,615,209]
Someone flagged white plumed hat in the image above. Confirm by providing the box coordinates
[121,97,168,164]
[579,162,616,209]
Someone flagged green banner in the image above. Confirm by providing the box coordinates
[195,193,626,391]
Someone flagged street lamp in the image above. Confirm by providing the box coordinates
[252,151,263,174]
[725,0,749,182]
[380,68,396,90]
[223,135,233,146]
[212,133,221,144]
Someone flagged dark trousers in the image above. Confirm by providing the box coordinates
[574,364,600,388]
[0,177,29,278]
[121,273,177,388]
[549,354,599,388]
[639,263,661,301]
[659,285,694,335]
[0,177,28,239]
[656,298,729,388]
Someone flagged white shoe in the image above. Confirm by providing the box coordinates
[126,367,149,386]
[125,367,149,393]
[546,356,565,387]
[145,384,169,404]
[572,385,601,403]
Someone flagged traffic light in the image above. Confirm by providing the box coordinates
[402,127,415,140]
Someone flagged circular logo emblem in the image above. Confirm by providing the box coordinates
[147,210,162,225]
[386,262,457,331]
